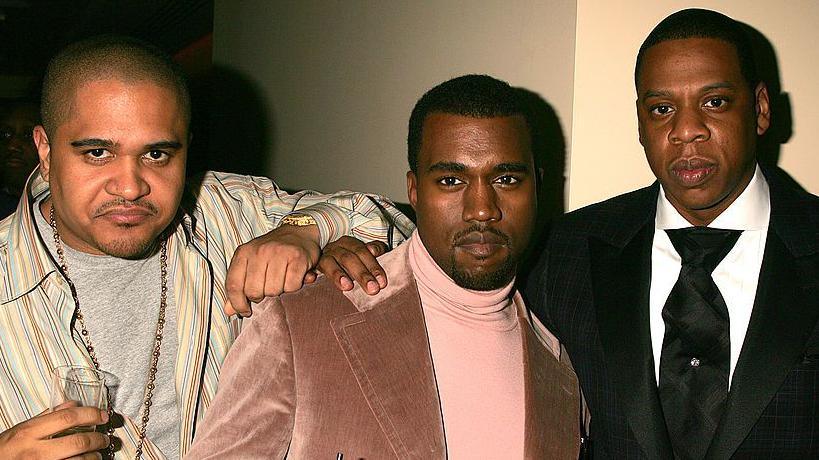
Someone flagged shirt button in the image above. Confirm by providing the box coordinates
[690,357,701,367]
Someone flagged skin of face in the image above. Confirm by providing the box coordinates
[33,78,188,258]
[407,113,537,291]
[0,103,41,195]
[636,37,771,226]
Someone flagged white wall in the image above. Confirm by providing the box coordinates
[213,0,577,202]
[570,0,819,210]
[213,1,817,209]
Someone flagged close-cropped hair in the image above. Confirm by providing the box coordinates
[407,74,530,174]
[635,8,759,90]
[41,34,191,136]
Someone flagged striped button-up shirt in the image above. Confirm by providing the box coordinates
[0,170,414,458]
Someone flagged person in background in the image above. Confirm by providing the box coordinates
[186,75,580,459]
[0,99,41,217]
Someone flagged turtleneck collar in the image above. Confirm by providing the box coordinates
[408,231,517,331]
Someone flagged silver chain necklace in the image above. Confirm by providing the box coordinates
[49,204,168,460]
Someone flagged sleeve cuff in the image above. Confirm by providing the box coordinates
[282,203,350,247]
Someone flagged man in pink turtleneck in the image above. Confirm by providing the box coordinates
[187,75,580,459]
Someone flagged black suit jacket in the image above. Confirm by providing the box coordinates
[529,168,819,459]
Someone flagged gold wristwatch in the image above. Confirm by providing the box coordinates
[280,213,317,227]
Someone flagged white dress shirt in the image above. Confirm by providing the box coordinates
[650,165,770,387]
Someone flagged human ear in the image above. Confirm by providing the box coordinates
[754,82,771,136]
[407,171,418,211]
[33,126,51,181]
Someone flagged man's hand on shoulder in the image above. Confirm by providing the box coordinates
[224,226,393,317]
[314,236,388,295]
[225,223,321,317]
[0,403,110,459]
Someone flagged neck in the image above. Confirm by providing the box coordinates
[408,232,516,324]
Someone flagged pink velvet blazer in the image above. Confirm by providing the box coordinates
[186,243,580,459]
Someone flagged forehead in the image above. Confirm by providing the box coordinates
[637,38,745,94]
[59,78,185,136]
[1,104,38,126]
[418,113,532,170]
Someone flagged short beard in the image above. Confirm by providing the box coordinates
[447,251,516,291]
[93,229,162,260]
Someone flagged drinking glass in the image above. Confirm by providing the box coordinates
[49,365,108,436]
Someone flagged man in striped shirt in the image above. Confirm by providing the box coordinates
[0,36,412,459]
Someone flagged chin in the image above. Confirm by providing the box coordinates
[449,259,516,291]
[97,235,162,259]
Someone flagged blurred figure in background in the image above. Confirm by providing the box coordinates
[0,100,40,217]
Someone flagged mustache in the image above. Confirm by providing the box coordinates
[92,198,159,216]
[452,224,511,246]
[670,157,716,171]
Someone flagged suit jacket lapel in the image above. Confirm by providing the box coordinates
[588,185,674,458]
[707,175,819,457]
[332,248,445,459]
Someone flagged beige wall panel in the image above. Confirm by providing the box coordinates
[571,0,819,210]
[214,1,577,202]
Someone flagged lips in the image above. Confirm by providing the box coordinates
[670,157,716,186]
[454,230,509,259]
[96,206,155,225]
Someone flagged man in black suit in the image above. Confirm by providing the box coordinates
[530,8,819,459]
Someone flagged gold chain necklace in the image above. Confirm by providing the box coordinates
[49,204,168,460]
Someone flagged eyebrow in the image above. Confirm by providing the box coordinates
[495,162,530,173]
[427,161,466,173]
[146,140,183,150]
[642,81,737,100]
[426,161,530,173]
[69,138,182,150]
[70,138,115,148]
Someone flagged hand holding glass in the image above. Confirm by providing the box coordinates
[50,365,107,436]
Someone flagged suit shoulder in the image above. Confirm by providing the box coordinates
[551,185,657,238]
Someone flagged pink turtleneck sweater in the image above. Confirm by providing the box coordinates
[408,231,525,459]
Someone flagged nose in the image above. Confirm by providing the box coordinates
[6,131,31,153]
[104,159,150,201]
[668,106,710,144]
[462,182,501,223]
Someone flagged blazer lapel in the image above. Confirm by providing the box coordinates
[521,301,581,459]
[589,223,674,459]
[707,233,819,458]
[332,282,445,459]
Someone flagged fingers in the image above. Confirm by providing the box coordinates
[303,270,318,285]
[316,251,354,291]
[27,407,108,440]
[339,249,382,294]
[224,226,322,317]
[365,241,389,258]
[50,431,109,459]
[40,400,78,416]
[226,253,252,317]
[282,257,310,293]
[318,236,389,295]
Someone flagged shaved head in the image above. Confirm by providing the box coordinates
[41,35,191,136]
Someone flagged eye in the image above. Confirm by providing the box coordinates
[0,130,11,142]
[144,150,170,163]
[650,104,674,116]
[85,148,112,160]
[495,175,521,186]
[704,97,728,109]
[437,176,464,187]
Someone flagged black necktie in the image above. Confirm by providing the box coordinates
[658,227,742,460]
